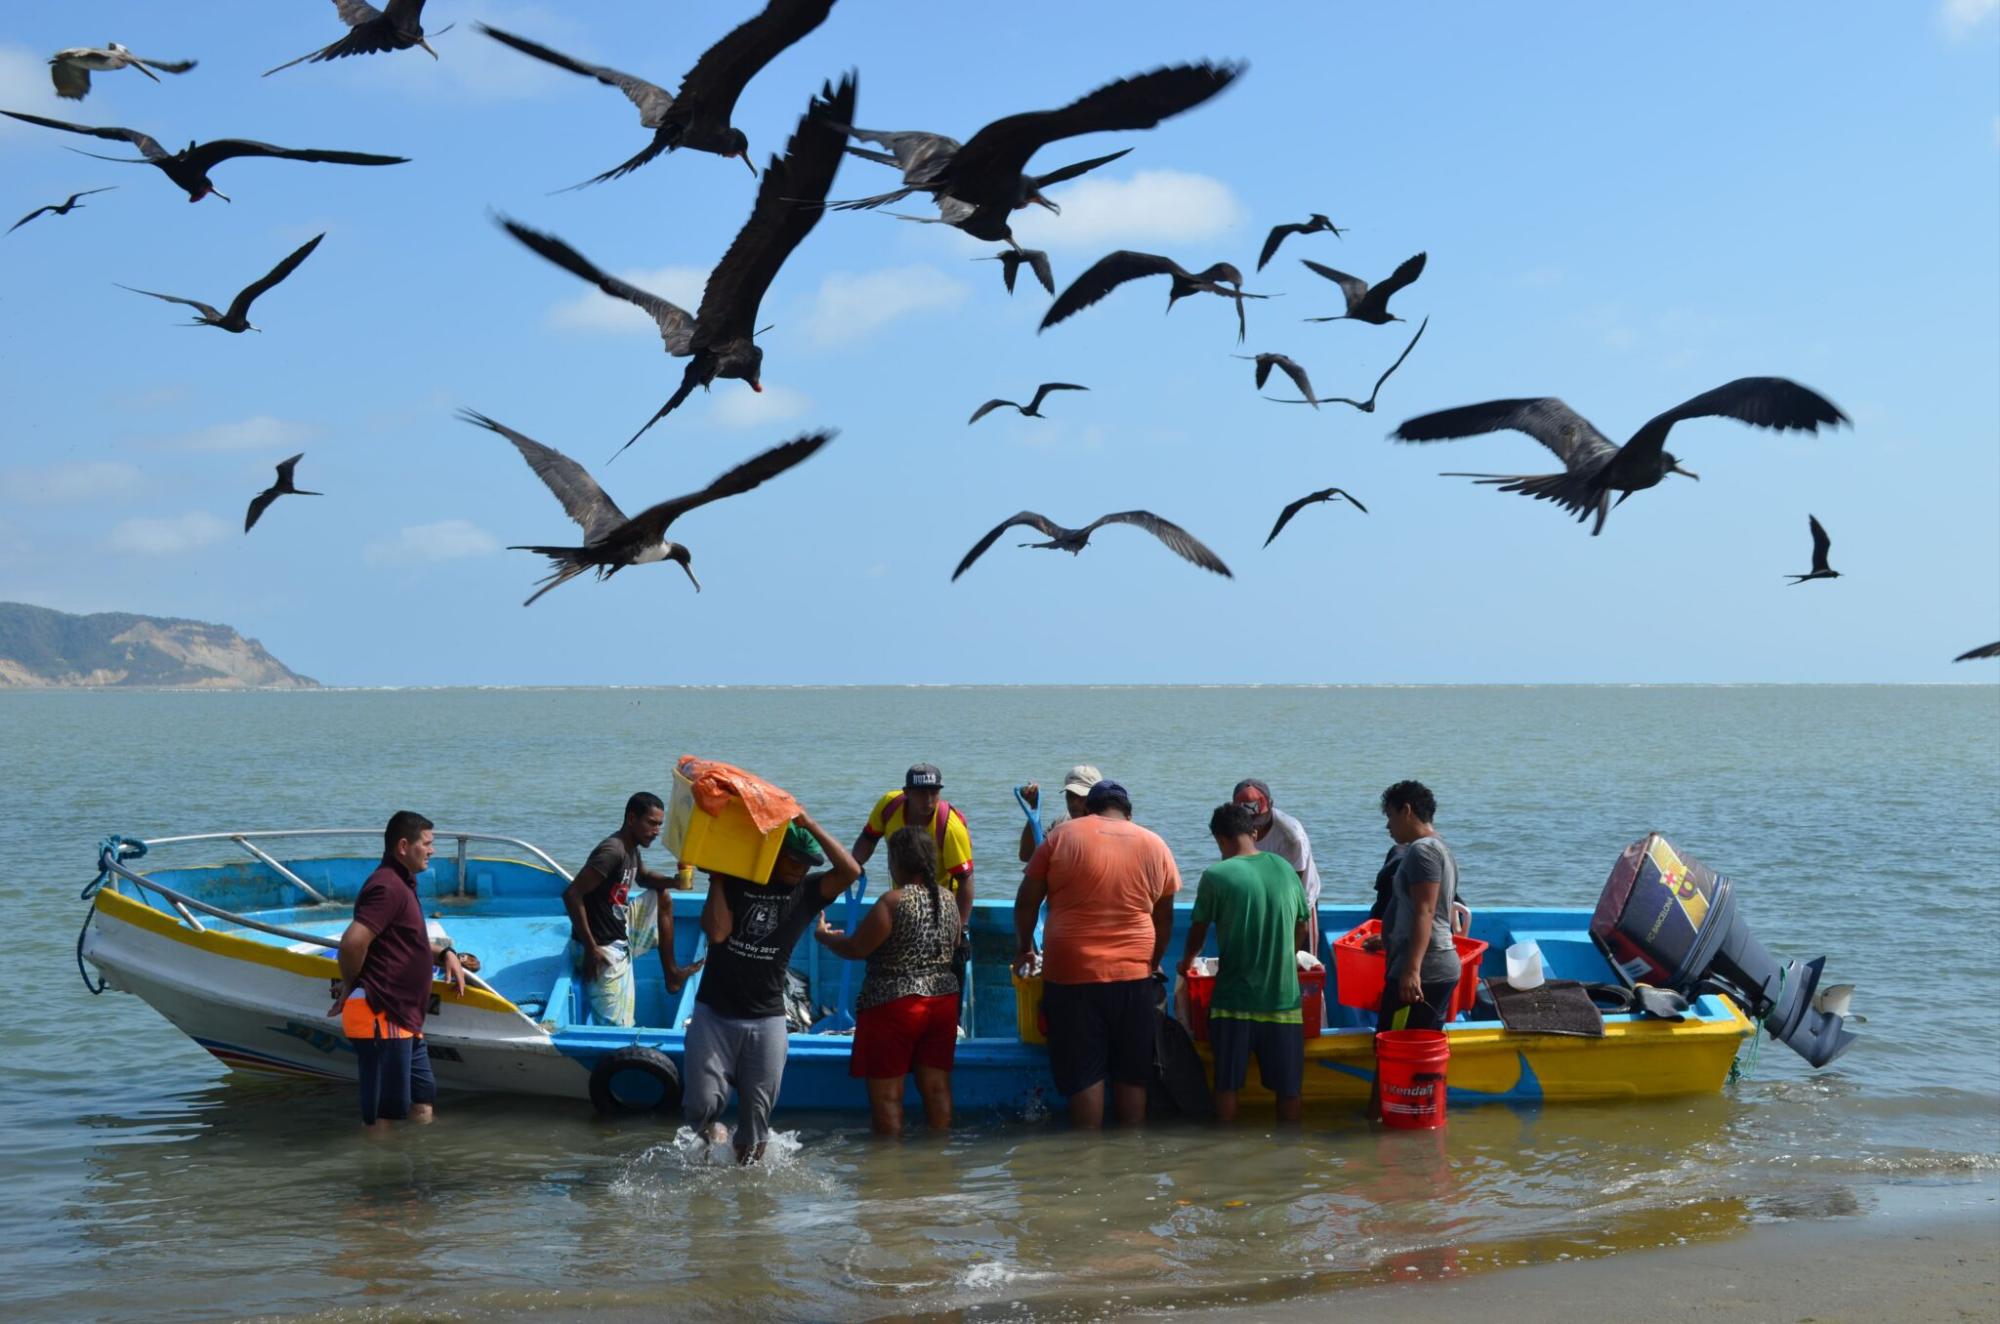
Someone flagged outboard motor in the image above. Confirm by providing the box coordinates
[1590,833,1857,1069]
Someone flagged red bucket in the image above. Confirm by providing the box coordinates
[1184,967,1324,1041]
[1374,1029,1449,1129]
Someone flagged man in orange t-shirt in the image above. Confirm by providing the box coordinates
[1014,780,1181,1129]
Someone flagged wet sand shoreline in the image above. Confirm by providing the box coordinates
[1164,1178,2000,1324]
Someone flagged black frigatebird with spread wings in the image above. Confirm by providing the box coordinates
[1235,352,1317,407]
[1395,376,1848,536]
[476,0,835,185]
[0,111,407,202]
[266,0,445,76]
[1303,252,1426,324]
[617,72,855,456]
[118,232,324,332]
[952,511,1232,581]
[1955,642,2000,662]
[1256,213,1343,270]
[465,409,832,605]
[1264,487,1367,547]
[8,186,115,234]
[245,454,321,532]
[976,248,1054,296]
[831,60,1241,246]
[968,383,1088,425]
[1040,251,1268,342]
[1786,515,1840,584]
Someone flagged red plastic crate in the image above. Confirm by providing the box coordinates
[1333,919,1487,1020]
[1182,966,1326,1041]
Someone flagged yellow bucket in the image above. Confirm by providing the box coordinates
[1012,971,1047,1045]
[666,766,786,883]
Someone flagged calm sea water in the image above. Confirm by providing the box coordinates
[2,686,1996,1321]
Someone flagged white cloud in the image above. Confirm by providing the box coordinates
[2,460,146,505]
[1942,0,1998,37]
[1010,170,1247,251]
[707,383,810,429]
[106,512,227,556]
[547,265,708,336]
[164,416,319,453]
[803,264,969,345]
[363,519,501,565]
[0,43,72,130]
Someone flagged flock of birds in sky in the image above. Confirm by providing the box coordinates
[8,2,1998,664]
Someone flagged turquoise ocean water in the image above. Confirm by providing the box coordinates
[1,686,1995,1320]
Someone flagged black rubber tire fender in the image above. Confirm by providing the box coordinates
[588,1045,682,1114]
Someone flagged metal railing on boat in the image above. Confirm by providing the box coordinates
[83,828,569,1032]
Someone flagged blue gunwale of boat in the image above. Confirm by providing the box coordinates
[108,852,1745,1043]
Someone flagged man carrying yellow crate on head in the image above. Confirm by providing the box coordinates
[850,763,975,926]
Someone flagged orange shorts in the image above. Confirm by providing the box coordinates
[343,991,417,1040]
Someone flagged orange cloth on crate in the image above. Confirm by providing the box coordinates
[676,755,801,832]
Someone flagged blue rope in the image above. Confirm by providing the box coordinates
[78,835,146,995]
[84,834,147,899]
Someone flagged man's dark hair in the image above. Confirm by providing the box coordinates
[1380,780,1436,823]
[383,809,433,857]
[625,791,665,821]
[1209,802,1257,839]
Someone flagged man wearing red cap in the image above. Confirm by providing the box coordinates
[1231,779,1322,914]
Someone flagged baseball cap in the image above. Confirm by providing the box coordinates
[1085,779,1132,812]
[1061,764,1103,796]
[779,822,825,864]
[1232,778,1274,824]
[904,762,943,791]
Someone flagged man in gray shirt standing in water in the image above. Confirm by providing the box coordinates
[1373,780,1461,1030]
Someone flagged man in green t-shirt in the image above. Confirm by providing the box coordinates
[1177,802,1314,1122]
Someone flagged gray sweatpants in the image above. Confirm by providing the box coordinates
[682,1004,789,1155]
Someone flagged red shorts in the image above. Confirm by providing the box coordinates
[850,994,959,1079]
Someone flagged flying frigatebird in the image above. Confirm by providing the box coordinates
[266,0,446,76]
[1235,352,1317,407]
[1786,515,1840,584]
[617,72,855,455]
[8,186,115,234]
[244,453,320,532]
[0,110,407,202]
[1256,213,1343,270]
[475,0,835,185]
[497,215,695,355]
[830,60,1241,246]
[48,43,196,100]
[967,383,1087,425]
[1302,253,1426,324]
[1264,487,1368,546]
[1394,376,1848,536]
[464,408,832,605]
[976,248,1054,296]
[1040,251,1268,342]
[952,510,1232,580]
[118,232,324,332]
[1955,642,2000,662]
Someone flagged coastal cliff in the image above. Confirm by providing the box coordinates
[0,602,319,689]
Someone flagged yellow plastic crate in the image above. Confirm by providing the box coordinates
[1012,971,1047,1045]
[666,765,786,883]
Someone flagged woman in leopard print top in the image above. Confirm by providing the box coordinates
[815,827,962,1134]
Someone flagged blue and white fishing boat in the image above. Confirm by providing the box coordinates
[76,826,1853,1116]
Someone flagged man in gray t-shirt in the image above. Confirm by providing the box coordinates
[1372,779,1460,1030]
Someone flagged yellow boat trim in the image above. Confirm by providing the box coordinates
[93,887,521,1016]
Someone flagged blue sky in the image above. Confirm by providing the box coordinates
[1,1,1996,685]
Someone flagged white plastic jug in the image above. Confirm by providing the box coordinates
[1505,940,1545,990]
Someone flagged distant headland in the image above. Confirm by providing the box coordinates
[0,602,318,690]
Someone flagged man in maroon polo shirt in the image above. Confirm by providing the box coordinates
[329,810,466,1130]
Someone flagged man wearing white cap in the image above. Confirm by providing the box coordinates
[1016,764,1102,862]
